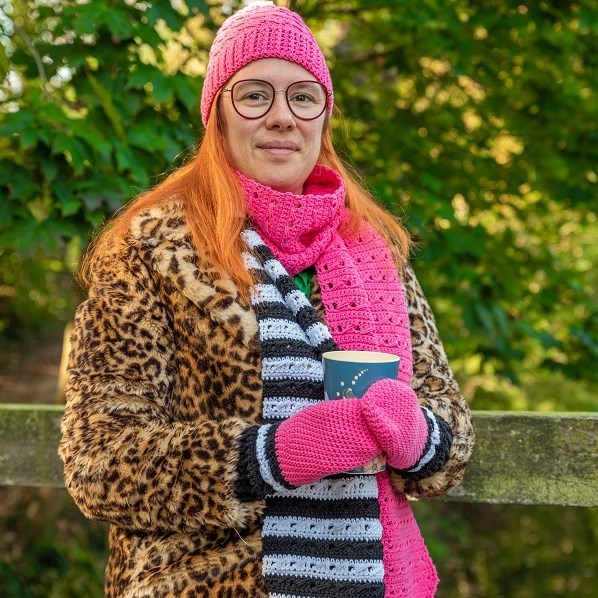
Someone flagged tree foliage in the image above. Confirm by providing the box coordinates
[0,0,209,249]
[0,0,212,341]
[1,0,597,385]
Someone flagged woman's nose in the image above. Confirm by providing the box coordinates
[265,92,296,129]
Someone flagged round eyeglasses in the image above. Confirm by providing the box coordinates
[221,79,330,121]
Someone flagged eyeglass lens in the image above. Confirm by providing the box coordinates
[229,80,328,120]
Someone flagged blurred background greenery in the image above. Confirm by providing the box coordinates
[0,0,596,596]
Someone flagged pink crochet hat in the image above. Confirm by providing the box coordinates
[200,1,333,125]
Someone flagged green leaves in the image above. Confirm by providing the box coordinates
[62,2,136,39]
[104,9,136,39]
[0,0,204,262]
[0,110,36,140]
[85,71,126,140]
[146,4,185,30]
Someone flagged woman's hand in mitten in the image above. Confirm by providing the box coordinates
[234,398,383,500]
[274,397,382,486]
[359,378,429,471]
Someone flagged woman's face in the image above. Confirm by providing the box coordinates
[219,58,327,195]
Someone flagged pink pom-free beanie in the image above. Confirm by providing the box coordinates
[200,1,333,125]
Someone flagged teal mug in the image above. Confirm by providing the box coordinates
[322,350,400,474]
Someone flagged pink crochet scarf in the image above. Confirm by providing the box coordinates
[240,164,413,383]
[239,165,438,597]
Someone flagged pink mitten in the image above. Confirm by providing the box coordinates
[360,378,429,470]
[274,398,382,486]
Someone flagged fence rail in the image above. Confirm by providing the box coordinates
[1,404,597,507]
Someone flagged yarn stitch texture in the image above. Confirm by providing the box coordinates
[236,166,450,596]
[242,164,413,381]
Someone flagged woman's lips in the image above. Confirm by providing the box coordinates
[257,141,299,156]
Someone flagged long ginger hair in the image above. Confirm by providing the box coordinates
[80,106,410,299]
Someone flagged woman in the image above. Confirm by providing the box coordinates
[59,2,474,597]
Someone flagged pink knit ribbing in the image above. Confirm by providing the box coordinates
[241,164,413,383]
[274,397,381,486]
[240,165,346,275]
[362,379,430,471]
[317,221,414,383]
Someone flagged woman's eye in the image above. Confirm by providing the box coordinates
[290,93,315,104]
[246,92,268,101]
[235,85,272,103]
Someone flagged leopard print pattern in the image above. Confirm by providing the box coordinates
[60,205,269,597]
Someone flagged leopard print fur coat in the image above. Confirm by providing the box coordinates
[59,200,474,597]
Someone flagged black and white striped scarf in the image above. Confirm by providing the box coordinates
[241,228,386,597]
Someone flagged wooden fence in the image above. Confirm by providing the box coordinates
[1,404,597,507]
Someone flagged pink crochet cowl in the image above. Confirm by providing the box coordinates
[239,164,439,597]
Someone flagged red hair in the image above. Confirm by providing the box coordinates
[80,109,410,299]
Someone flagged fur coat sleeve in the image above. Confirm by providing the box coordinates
[391,263,475,497]
[59,237,263,535]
